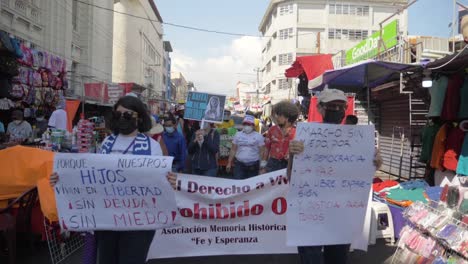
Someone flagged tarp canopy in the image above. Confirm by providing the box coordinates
[308,60,422,91]
[285,54,334,80]
[425,46,468,73]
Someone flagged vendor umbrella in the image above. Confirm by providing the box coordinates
[308,60,422,123]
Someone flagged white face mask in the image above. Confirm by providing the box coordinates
[243,126,253,133]
[36,117,44,122]
[13,120,22,125]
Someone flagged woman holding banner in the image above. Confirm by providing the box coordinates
[226,115,266,179]
[51,95,164,264]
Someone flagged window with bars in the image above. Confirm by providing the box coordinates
[279,28,293,40]
[278,53,293,65]
[329,3,370,16]
[279,4,293,16]
[265,83,271,94]
[278,79,291,90]
[328,28,369,41]
[143,35,157,62]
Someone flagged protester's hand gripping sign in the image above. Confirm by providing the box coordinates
[287,123,376,246]
[54,153,178,231]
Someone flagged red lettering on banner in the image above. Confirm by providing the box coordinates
[272,197,287,215]
[185,181,250,196]
[178,200,264,220]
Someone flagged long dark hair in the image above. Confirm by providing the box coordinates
[110,96,152,134]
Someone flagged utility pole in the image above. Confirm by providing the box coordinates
[254,67,262,105]
[452,0,457,52]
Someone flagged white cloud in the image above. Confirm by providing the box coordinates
[171,36,262,96]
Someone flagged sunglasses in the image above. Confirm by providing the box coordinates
[112,111,138,120]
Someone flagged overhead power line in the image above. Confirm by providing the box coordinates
[73,0,264,38]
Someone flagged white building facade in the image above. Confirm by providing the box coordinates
[113,0,164,101]
[259,0,408,103]
[0,0,114,97]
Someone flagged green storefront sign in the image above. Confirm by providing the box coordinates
[345,20,399,65]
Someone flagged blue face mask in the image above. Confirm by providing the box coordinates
[165,127,175,133]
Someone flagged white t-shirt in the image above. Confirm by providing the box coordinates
[48,109,68,130]
[7,121,32,141]
[233,131,265,163]
[100,135,163,156]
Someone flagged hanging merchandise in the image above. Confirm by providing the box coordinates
[441,74,464,121]
[392,199,468,263]
[77,117,95,153]
[5,41,68,110]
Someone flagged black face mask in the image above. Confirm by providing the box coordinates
[116,117,138,135]
[323,110,345,124]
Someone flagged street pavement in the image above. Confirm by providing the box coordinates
[12,239,397,264]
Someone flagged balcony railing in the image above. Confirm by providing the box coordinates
[2,0,41,23]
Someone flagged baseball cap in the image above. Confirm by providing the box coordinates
[243,115,255,125]
[317,89,347,104]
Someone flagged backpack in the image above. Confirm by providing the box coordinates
[10,84,26,99]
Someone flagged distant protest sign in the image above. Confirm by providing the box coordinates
[147,170,297,259]
[54,153,178,231]
[287,123,376,246]
[184,91,226,123]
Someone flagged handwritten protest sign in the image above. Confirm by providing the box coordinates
[147,170,297,259]
[287,123,376,246]
[54,153,178,231]
[218,127,237,158]
[185,91,226,123]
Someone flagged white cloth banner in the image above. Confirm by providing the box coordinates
[54,153,178,231]
[287,123,376,246]
[147,170,297,259]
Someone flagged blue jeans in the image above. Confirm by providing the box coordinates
[233,160,260,180]
[265,158,288,172]
[298,244,350,264]
[192,168,218,177]
[96,230,155,264]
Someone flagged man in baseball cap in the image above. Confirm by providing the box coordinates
[317,88,348,124]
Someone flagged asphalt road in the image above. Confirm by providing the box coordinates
[11,239,397,264]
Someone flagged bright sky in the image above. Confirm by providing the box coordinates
[155,0,465,96]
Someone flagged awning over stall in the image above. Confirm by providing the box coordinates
[308,60,422,91]
[285,54,334,80]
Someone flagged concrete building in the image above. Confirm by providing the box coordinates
[258,0,408,103]
[171,72,188,103]
[0,0,114,96]
[113,0,164,100]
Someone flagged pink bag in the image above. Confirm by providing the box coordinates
[20,45,33,67]
[10,84,25,99]
[12,67,30,85]
[32,71,42,87]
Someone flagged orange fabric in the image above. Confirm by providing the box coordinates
[66,100,80,132]
[430,124,448,170]
[0,146,57,221]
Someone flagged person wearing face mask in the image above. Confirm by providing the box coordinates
[217,110,234,130]
[48,98,68,131]
[7,109,32,143]
[162,115,187,172]
[34,110,49,137]
[188,122,220,176]
[289,88,382,264]
[227,115,266,179]
[50,95,164,264]
[261,101,300,174]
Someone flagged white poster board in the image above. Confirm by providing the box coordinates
[287,123,376,246]
[147,170,297,259]
[54,153,178,231]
